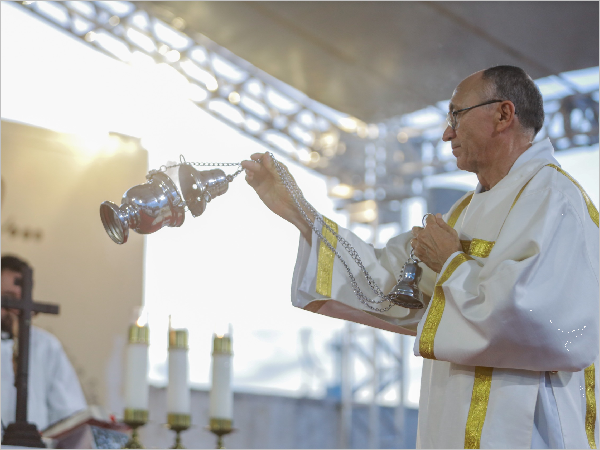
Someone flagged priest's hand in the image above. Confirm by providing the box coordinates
[241,152,313,244]
[411,213,461,273]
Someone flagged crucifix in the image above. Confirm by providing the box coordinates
[1,265,59,448]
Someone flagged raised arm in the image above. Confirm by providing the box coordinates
[241,152,314,244]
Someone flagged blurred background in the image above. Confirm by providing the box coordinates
[1,1,598,448]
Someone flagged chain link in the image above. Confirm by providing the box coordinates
[155,154,396,311]
[158,155,245,182]
[269,154,395,312]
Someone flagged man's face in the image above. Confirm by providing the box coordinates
[1,269,22,334]
[442,72,497,174]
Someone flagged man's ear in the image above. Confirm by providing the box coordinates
[496,100,516,132]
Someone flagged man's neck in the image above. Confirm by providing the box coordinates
[477,138,532,190]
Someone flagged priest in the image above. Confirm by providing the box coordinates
[242,66,599,448]
[1,255,87,434]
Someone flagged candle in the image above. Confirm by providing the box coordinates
[124,323,150,411]
[209,333,233,421]
[167,329,190,414]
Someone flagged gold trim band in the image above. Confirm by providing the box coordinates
[419,252,473,359]
[547,164,599,227]
[128,325,149,345]
[585,364,597,449]
[316,216,338,297]
[448,193,474,228]
[209,418,233,432]
[213,335,232,355]
[123,408,148,425]
[169,329,188,349]
[468,239,495,258]
[168,413,191,429]
[464,367,494,449]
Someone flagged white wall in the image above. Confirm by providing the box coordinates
[1,120,147,408]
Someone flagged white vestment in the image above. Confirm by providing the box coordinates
[1,325,87,432]
[292,138,599,448]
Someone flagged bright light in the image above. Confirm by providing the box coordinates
[397,131,409,143]
[338,116,358,132]
[126,27,156,53]
[165,49,181,63]
[329,183,354,199]
[228,91,241,105]
[367,123,379,139]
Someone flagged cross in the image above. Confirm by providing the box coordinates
[1,265,59,448]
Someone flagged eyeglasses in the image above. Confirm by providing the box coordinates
[446,99,504,130]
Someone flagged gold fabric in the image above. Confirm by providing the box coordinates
[464,367,494,449]
[316,217,338,297]
[547,164,599,227]
[468,239,495,258]
[448,193,474,228]
[585,364,597,449]
[419,253,473,359]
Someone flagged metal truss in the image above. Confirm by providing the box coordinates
[328,323,407,449]
[16,1,599,217]
[16,0,370,167]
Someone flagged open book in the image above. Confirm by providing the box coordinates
[42,406,129,448]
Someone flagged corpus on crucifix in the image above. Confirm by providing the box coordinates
[1,264,59,448]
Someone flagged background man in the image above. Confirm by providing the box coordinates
[1,254,87,433]
[242,66,599,448]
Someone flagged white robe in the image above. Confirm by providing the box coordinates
[291,138,599,448]
[1,326,87,432]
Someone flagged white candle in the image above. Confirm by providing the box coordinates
[124,324,149,411]
[209,333,233,420]
[167,329,190,414]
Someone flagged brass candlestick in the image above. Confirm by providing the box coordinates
[122,408,148,449]
[167,413,191,449]
[208,418,234,449]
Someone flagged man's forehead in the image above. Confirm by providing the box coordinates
[448,73,484,111]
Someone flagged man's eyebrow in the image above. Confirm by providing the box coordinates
[448,102,455,112]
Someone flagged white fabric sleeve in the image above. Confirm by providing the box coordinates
[291,217,439,334]
[414,184,599,372]
[45,334,87,424]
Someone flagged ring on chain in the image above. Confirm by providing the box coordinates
[422,213,435,227]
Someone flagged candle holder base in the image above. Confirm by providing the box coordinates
[167,413,191,449]
[207,418,235,449]
[122,409,148,449]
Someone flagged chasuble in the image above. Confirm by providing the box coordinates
[291,138,599,448]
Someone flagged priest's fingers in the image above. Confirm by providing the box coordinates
[412,226,423,237]
[423,213,437,228]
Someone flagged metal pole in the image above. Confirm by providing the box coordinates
[340,322,353,449]
[395,334,405,447]
[368,328,380,449]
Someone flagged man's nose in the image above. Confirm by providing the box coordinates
[442,125,456,142]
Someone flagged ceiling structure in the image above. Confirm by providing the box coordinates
[16,1,598,224]
[136,1,599,124]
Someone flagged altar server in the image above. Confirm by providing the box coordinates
[1,255,87,433]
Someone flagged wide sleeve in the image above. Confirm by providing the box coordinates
[291,214,440,335]
[415,183,600,372]
[45,334,87,424]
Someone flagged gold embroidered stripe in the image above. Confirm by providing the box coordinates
[585,364,597,449]
[316,217,338,297]
[547,164,599,227]
[419,252,474,359]
[469,238,495,258]
[449,193,474,228]
[464,367,494,449]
